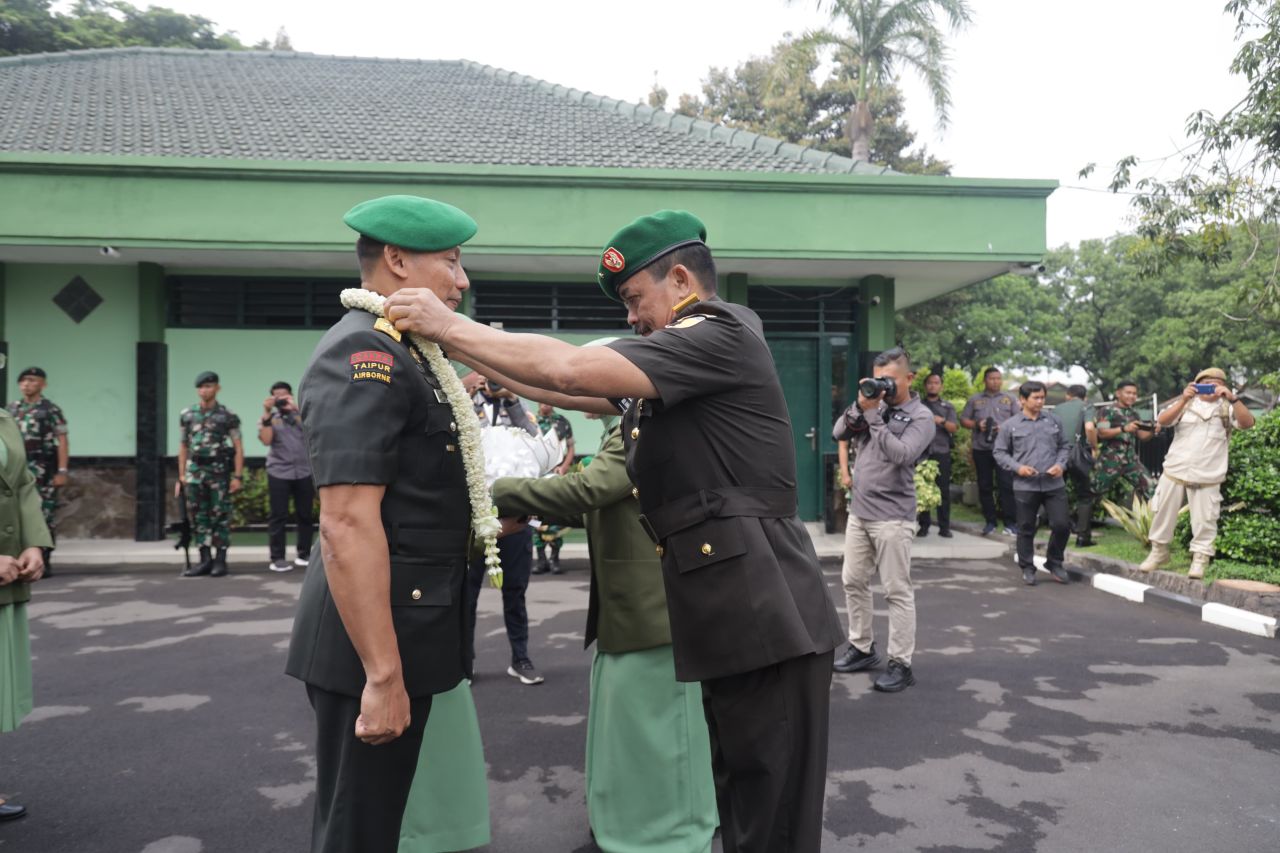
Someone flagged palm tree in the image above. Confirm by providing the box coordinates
[789,0,972,162]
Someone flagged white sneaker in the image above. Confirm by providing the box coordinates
[294,556,310,568]
[269,560,294,573]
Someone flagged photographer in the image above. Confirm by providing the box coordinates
[993,381,1071,586]
[960,368,1019,535]
[1140,368,1254,578]
[464,372,539,435]
[832,348,934,693]
[258,381,313,573]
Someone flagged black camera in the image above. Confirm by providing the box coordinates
[858,376,897,399]
[980,416,995,433]
[273,397,289,410]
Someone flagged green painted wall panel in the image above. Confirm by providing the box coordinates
[4,263,139,454]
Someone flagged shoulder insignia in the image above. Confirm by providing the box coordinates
[350,350,394,385]
[666,314,710,330]
[373,317,402,342]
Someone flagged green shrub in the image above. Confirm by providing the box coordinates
[1213,409,1280,568]
[1205,559,1280,586]
[1214,512,1280,566]
[951,426,975,485]
[231,468,271,527]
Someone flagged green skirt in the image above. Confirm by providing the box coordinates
[398,680,491,853]
[587,645,718,853]
[0,602,33,733]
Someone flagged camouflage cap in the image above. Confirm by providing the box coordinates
[596,210,707,301]
[343,195,478,252]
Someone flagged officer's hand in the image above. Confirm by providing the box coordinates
[839,468,852,489]
[1183,384,1198,400]
[0,557,19,586]
[934,415,945,426]
[462,372,486,396]
[1016,465,1038,477]
[174,480,183,499]
[229,478,243,494]
[384,289,458,342]
[262,396,276,414]
[355,677,411,746]
[1046,464,1064,478]
[1124,421,1138,434]
[1212,385,1232,401]
[856,381,878,411]
[15,548,44,583]
[51,472,68,488]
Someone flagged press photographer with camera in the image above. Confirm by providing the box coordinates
[464,372,538,436]
[832,347,934,693]
[259,381,313,573]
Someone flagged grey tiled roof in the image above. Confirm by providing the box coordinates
[0,48,892,175]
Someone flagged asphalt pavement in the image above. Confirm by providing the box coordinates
[1,554,1277,853]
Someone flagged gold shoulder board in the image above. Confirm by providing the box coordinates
[373,317,402,342]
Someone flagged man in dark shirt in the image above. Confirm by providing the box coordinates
[917,370,958,538]
[961,367,1019,535]
[285,194,478,853]
[832,349,935,693]
[993,381,1071,586]
[258,381,313,572]
[385,209,844,853]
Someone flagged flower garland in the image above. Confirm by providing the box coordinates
[340,288,503,588]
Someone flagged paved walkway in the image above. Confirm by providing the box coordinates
[53,524,1010,570]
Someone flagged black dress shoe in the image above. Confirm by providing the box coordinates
[0,801,27,822]
[549,560,564,575]
[1048,565,1071,584]
[209,547,229,577]
[938,529,953,538]
[1075,536,1095,548]
[833,642,880,673]
[873,660,915,693]
[532,560,550,575]
[1022,567,1038,586]
[183,546,214,578]
[917,526,929,537]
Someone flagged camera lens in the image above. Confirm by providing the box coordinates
[858,377,895,398]
[274,398,288,409]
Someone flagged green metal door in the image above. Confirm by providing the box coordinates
[767,336,823,520]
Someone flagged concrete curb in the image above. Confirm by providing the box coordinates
[950,520,1277,640]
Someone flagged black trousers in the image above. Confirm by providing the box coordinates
[1014,488,1070,570]
[467,527,533,664]
[973,449,1016,527]
[1067,465,1095,538]
[701,650,834,853]
[268,474,315,561]
[917,450,953,532]
[306,685,432,853]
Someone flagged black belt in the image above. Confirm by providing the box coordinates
[637,486,796,544]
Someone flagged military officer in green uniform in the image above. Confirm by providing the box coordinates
[285,195,480,853]
[532,402,575,575]
[492,400,718,852]
[1083,379,1155,522]
[386,209,845,853]
[175,372,244,577]
[7,367,69,574]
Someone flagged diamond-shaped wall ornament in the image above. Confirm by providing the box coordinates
[53,276,104,323]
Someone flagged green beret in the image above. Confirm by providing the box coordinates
[343,195,478,252]
[596,210,707,301]
[195,370,219,387]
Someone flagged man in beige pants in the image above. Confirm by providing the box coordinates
[1141,368,1254,578]
[832,348,935,693]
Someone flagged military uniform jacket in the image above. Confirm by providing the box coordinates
[285,309,471,699]
[606,298,844,683]
[179,403,240,462]
[0,411,53,608]
[492,426,671,656]
[5,398,66,481]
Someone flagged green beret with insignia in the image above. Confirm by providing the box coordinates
[597,210,707,301]
[343,195,478,252]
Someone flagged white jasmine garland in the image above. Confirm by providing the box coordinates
[339,288,503,588]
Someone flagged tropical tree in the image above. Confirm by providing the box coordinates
[786,0,972,161]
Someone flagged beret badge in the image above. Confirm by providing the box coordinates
[601,247,626,273]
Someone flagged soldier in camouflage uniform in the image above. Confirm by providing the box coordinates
[1084,380,1155,522]
[532,403,575,575]
[6,367,69,575]
[175,371,244,577]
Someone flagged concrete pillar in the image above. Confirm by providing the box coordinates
[854,275,895,381]
[135,262,167,541]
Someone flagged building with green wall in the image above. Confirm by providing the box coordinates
[0,48,1055,539]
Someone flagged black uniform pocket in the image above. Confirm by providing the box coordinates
[389,558,455,606]
[667,516,748,574]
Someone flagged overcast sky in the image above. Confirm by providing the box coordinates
[96,0,1246,249]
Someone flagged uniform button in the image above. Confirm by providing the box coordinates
[631,487,639,499]
[655,545,665,557]
[630,427,640,440]
[700,543,714,556]
[450,422,457,431]
[411,589,422,601]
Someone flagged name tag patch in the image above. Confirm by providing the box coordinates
[350,350,394,384]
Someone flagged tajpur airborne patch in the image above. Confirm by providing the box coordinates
[350,350,394,384]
